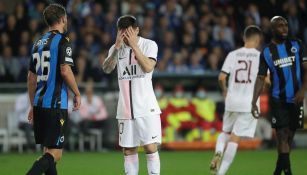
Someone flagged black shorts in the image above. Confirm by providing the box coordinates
[33,107,68,149]
[270,98,304,130]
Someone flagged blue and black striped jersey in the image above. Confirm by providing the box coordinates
[29,30,74,109]
[258,38,307,103]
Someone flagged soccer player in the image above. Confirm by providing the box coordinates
[102,15,161,175]
[252,16,307,175]
[26,4,81,175]
[210,25,262,175]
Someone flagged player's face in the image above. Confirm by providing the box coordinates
[272,19,288,40]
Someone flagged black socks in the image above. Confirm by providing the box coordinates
[274,153,292,175]
[26,153,55,175]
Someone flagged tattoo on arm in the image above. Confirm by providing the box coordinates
[102,49,118,74]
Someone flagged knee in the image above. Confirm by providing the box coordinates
[144,144,158,154]
[45,149,63,162]
[123,147,138,156]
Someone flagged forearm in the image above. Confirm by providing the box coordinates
[27,73,37,107]
[102,48,118,74]
[252,76,265,105]
[218,79,227,93]
[62,67,80,96]
[131,46,155,73]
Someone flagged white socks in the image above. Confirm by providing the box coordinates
[218,142,238,175]
[124,152,160,175]
[215,132,230,154]
[124,154,139,175]
[146,152,160,175]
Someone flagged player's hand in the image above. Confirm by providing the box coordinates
[251,104,260,119]
[115,30,125,49]
[73,95,81,111]
[294,89,305,104]
[124,27,138,48]
[28,107,33,124]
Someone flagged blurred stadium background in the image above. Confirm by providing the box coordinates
[0,0,307,174]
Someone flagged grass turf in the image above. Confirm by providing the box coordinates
[0,149,306,175]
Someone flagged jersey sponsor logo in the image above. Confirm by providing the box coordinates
[273,56,295,68]
[119,65,145,80]
[66,47,72,56]
[119,57,125,60]
[152,135,158,139]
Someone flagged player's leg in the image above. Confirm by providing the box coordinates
[217,133,240,175]
[217,112,257,175]
[210,112,232,174]
[275,127,292,175]
[27,108,67,175]
[144,143,160,175]
[118,119,140,175]
[138,115,161,175]
[123,147,139,175]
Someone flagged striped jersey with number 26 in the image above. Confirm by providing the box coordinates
[29,30,74,109]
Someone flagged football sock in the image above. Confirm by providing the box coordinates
[26,153,54,175]
[45,162,57,175]
[124,154,139,175]
[215,132,230,154]
[146,151,160,175]
[217,142,238,175]
[281,153,292,175]
[274,154,283,175]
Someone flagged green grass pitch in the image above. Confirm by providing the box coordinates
[0,149,306,175]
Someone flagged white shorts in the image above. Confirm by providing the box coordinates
[222,111,257,138]
[118,115,162,148]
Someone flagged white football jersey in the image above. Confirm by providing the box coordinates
[221,47,260,112]
[108,37,161,119]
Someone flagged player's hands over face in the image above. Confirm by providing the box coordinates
[294,89,305,104]
[73,95,81,111]
[251,104,260,119]
[115,30,125,49]
[28,107,33,124]
[124,27,138,48]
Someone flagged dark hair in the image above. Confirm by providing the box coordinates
[117,15,138,29]
[43,4,66,26]
[244,25,262,39]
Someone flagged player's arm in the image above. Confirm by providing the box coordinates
[251,53,268,118]
[27,71,37,107]
[27,57,37,123]
[294,42,307,103]
[218,72,228,98]
[125,27,157,73]
[59,37,81,111]
[219,52,233,98]
[102,30,124,74]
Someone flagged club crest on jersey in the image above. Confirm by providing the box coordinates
[291,47,297,53]
[66,47,72,56]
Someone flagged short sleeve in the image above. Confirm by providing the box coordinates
[144,41,158,61]
[258,52,269,76]
[299,42,307,63]
[221,52,233,74]
[28,56,36,74]
[59,37,74,66]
